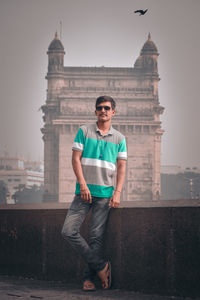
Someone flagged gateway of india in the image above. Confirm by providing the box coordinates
[41,32,164,203]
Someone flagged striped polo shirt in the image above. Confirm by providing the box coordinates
[72,123,127,198]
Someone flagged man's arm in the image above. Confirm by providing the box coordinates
[109,159,126,208]
[72,150,92,203]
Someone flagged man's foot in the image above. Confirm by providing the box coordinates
[97,261,112,290]
[82,280,96,291]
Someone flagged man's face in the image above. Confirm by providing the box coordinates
[95,101,115,122]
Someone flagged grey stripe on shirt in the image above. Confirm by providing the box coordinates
[82,164,115,186]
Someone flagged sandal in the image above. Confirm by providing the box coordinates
[82,280,96,291]
[98,261,112,290]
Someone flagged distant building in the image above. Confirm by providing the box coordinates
[161,165,184,174]
[41,33,164,203]
[161,165,200,175]
[24,160,44,172]
[0,157,44,204]
[0,157,24,170]
[184,167,200,174]
[161,165,200,200]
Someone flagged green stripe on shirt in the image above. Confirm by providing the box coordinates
[75,182,114,198]
[82,138,119,163]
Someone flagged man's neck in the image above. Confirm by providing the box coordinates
[97,121,111,134]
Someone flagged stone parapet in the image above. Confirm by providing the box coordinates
[0,200,200,298]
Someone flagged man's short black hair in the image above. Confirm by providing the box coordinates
[95,95,116,110]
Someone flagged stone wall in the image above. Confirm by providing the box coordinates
[0,200,200,298]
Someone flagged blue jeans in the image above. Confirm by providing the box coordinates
[61,194,111,281]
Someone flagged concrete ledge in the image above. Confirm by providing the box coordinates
[0,203,200,298]
[0,199,200,210]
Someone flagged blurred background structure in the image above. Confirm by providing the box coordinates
[41,33,164,203]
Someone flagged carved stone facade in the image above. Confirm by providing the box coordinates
[41,33,164,203]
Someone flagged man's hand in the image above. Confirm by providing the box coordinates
[109,190,120,208]
[72,150,92,203]
[109,159,126,208]
[80,183,92,203]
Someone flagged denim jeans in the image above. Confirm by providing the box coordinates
[61,194,111,281]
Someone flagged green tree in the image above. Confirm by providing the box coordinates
[0,180,9,204]
[12,184,44,204]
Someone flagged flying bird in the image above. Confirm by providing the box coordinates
[134,9,148,16]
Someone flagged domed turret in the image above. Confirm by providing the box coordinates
[47,32,65,74]
[48,32,65,52]
[134,33,159,73]
[141,33,158,55]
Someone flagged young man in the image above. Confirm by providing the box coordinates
[61,95,127,291]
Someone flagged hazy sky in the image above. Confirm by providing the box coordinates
[0,0,200,168]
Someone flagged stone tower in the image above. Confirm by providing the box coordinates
[41,33,164,203]
[41,32,65,202]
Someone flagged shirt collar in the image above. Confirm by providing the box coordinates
[95,122,114,136]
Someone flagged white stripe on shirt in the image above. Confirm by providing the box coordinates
[81,157,116,171]
[72,142,84,151]
[117,152,127,159]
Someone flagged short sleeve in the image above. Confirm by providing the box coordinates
[72,128,86,152]
[117,138,127,160]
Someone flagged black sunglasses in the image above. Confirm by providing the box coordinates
[96,106,111,111]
